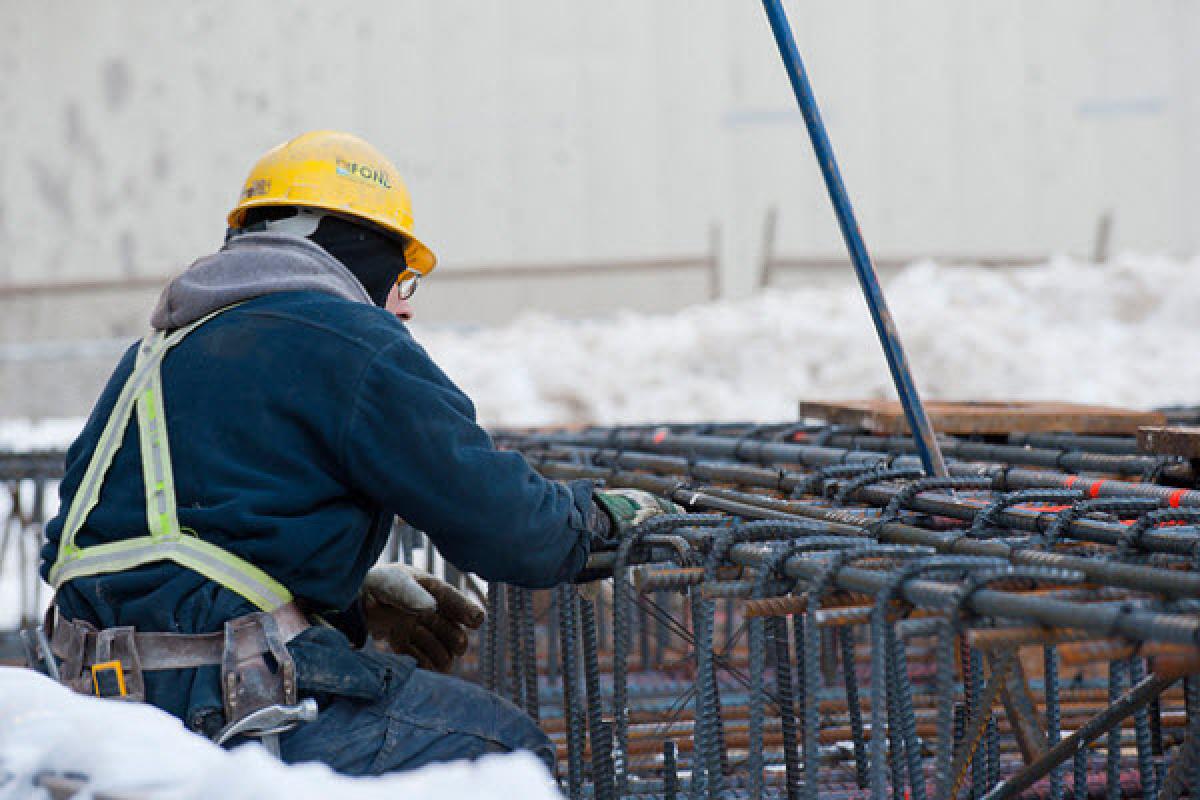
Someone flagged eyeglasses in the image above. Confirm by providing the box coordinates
[395,269,421,300]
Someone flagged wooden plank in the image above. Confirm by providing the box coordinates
[1138,425,1200,458]
[797,400,1164,436]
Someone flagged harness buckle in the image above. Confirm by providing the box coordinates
[91,660,128,698]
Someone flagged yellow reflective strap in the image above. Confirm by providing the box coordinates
[49,535,292,612]
[46,303,293,614]
[55,308,227,567]
[135,341,181,542]
[55,333,174,565]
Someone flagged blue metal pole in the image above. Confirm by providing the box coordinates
[758,0,947,477]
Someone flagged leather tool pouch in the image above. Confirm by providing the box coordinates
[47,612,147,702]
[92,626,146,701]
[220,612,297,725]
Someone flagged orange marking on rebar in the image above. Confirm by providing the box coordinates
[1088,481,1103,498]
[652,430,668,444]
[1064,476,1079,488]
[1169,489,1185,508]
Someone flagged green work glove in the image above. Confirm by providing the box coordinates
[594,488,685,538]
[362,564,486,673]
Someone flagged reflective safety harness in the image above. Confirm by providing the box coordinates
[47,307,294,612]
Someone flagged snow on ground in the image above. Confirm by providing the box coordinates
[3,254,1199,444]
[416,253,1200,426]
[0,668,562,800]
[0,419,87,452]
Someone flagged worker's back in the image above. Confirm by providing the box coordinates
[40,287,401,723]
[40,233,594,732]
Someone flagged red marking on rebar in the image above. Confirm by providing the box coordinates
[792,432,807,441]
[1169,489,1186,508]
[1018,504,1071,513]
[652,430,668,444]
[1088,481,1103,498]
[1064,476,1080,488]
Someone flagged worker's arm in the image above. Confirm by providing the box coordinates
[338,332,606,588]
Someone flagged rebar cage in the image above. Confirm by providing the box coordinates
[6,417,1200,799]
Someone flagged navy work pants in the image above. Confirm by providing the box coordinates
[278,665,554,776]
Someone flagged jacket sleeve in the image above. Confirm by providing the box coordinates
[337,333,600,588]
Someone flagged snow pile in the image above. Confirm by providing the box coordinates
[3,254,1199,441]
[0,418,85,451]
[416,253,1200,426]
[0,668,562,800]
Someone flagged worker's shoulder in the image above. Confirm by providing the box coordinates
[222,291,412,353]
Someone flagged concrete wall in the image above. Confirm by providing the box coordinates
[2,1,1199,417]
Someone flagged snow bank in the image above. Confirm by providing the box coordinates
[0,668,561,800]
[0,419,87,452]
[416,253,1200,426]
[3,254,1199,443]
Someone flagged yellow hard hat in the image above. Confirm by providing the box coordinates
[228,130,437,275]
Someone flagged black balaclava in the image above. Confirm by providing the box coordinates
[309,215,407,308]
[235,207,406,308]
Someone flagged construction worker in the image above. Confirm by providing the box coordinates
[37,130,680,775]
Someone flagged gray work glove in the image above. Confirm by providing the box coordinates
[362,563,485,673]
[577,489,687,595]
[593,488,686,539]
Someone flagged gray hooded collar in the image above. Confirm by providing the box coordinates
[150,232,373,330]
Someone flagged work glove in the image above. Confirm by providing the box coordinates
[361,563,485,673]
[593,488,686,540]
[574,489,687,589]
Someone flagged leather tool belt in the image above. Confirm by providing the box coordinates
[47,602,310,726]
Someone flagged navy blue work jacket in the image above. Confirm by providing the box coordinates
[40,291,595,729]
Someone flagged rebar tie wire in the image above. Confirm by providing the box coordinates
[1043,496,1164,548]
[863,476,997,539]
[882,477,995,519]
[969,489,1085,540]
[834,466,925,506]
[1140,455,1180,484]
[1118,508,1200,562]
[790,462,883,500]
